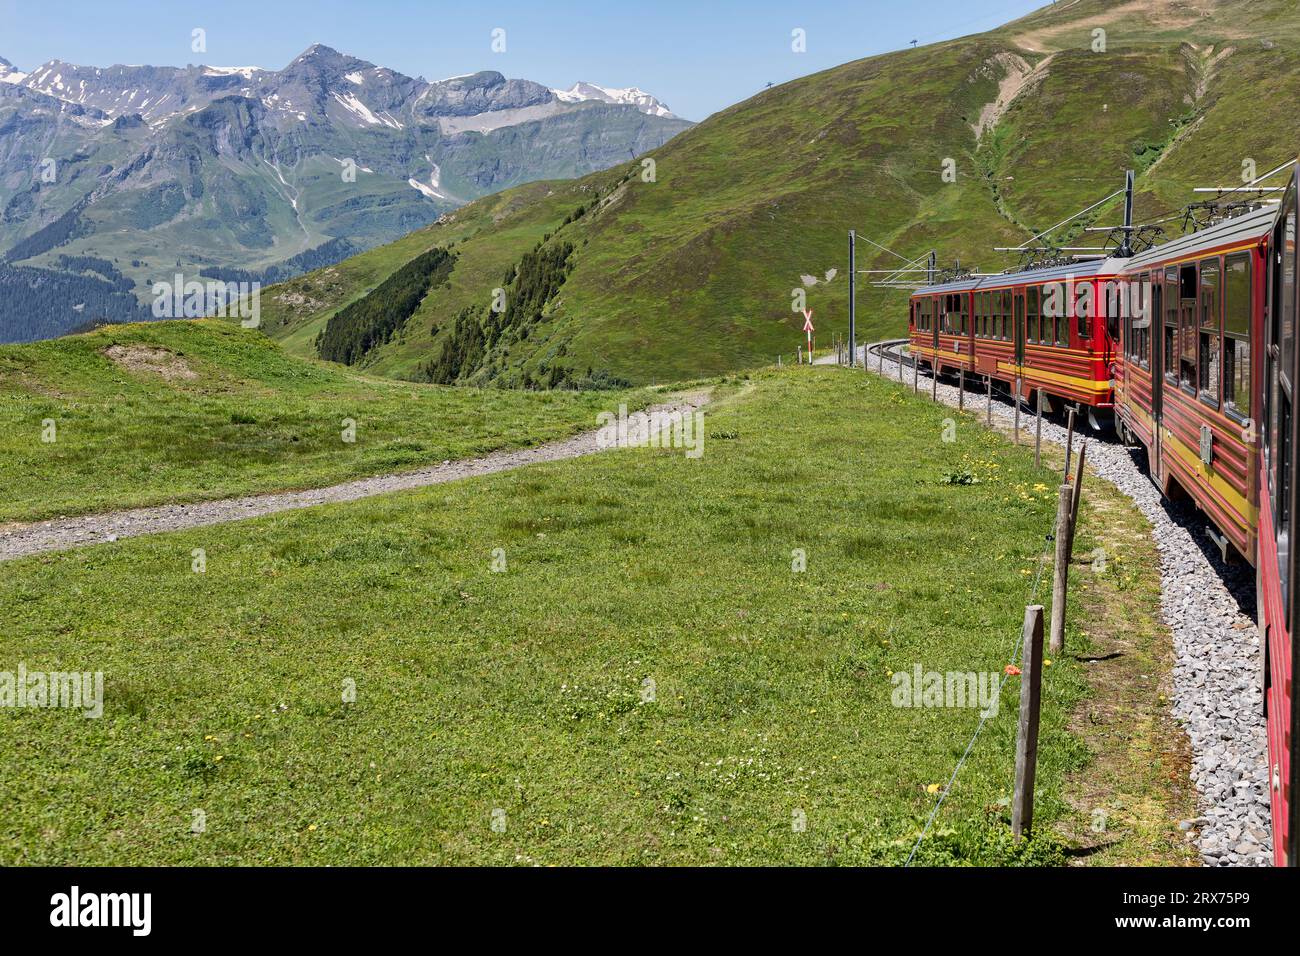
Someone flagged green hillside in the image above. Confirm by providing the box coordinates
[0,320,647,522]
[261,0,1300,385]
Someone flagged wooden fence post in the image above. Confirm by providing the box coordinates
[1050,483,1072,655]
[913,353,919,393]
[1013,378,1021,445]
[1062,408,1076,482]
[1012,604,1045,839]
[959,369,965,411]
[931,363,938,402]
[1034,390,1043,469]
[986,375,992,426]
[1067,442,1087,560]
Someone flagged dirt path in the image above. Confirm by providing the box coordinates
[0,390,711,563]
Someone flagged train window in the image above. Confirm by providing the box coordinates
[1105,280,1122,343]
[1122,280,1135,361]
[1199,258,1221,406]
[1179,264,1197,390]
[1027,287,1039,347]
[1223,254,1251,418]
[1164,268,1178,382]
[1077,282,1090,340]
[1133,275,1152,368]
[1284,197,1296,393]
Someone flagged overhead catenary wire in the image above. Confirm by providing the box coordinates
[1010,188,1125,252]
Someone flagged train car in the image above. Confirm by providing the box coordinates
[1262,168,1297,868]
[1112,165,1299,866]
[1112,205,1274,564]
[908,261,1122,426]
[908,275,978,378]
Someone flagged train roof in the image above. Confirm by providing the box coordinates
[910,203,1280,298]
[1124,203,1278,271]
[909,257,1122,297]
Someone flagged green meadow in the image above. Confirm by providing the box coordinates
[1,368,1113,865]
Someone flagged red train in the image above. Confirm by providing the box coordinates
[909,259,1120,427]
[908,162,1299,865]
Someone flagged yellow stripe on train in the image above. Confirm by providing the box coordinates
[1161,428,1258,528]
[994,362,1112,395]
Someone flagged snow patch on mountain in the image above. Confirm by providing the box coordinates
[0,61,27,85]
[330,90,401,129]
[203,65,265,79]
[552,81,676,118]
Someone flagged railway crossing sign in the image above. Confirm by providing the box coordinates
[802,309,814,358]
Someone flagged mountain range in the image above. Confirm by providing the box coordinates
[257,0,1300,386]
[0,44,690,342]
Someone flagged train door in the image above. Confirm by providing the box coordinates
[1014,291,1026,398]
[1014,291,1025,368]
[1272,167,1299,865]
[1150,272,1164,476]
[932,295,940,355]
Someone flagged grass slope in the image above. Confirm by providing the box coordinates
[261,0,1300,386]
[3,368,1147,865]
[0,319,647,523]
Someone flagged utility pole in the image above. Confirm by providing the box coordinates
[1118,169,1135,258]
[848,230,857,368]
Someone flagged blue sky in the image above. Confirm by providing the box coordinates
[0,0,1045,121]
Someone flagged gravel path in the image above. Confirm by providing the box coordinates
[0,391,710,564]
[857,343,1271,866]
